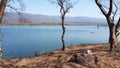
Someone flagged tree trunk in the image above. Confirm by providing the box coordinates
[61,15,65,51]
[0,0,8,23]
[107,17,118,51]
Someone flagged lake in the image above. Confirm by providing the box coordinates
[0,25,114,59]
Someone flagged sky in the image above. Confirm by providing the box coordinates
[23,0,105,18]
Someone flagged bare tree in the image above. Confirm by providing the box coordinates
[0,0,25,23]
[49,0,78,50]
[95,0,120,51]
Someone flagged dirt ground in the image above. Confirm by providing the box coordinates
[0,43,120,68]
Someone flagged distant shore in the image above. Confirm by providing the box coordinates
[0,23,108,26]
[0,43,120,68]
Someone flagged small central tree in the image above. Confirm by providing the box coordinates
[50,0,77,50]
[95,0,120,51]
[57,0,73,50]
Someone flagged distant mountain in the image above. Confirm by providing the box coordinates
[2,12,107,25]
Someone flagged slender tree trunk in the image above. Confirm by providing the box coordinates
[107,17,118,51]
[61,15,65,50]
[0,0,8,23]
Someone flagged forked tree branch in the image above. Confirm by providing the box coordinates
[112,1,118,21]
[95,0,108,16]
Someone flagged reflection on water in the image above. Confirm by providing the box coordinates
[0,26,110,59]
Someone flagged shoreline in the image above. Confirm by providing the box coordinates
[1,43,120,68]
[2,43,109,60]
[0,23,108,26]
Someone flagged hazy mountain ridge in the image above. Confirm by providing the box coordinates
[2,12,107,25]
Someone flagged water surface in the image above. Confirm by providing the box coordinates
[0,26,111,59]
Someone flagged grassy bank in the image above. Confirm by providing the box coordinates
[0,43,120,68]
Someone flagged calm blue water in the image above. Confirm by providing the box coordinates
[0,26,112,59]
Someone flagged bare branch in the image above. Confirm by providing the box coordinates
[6,4,21,15]
[7,5,18,12]
[116,32,120,37]
[112,1,118,21]
[115,17,120,36]
[57,0,65,15]
[8,0,25,11]
[95,0,108,16]
[6,4,25,23]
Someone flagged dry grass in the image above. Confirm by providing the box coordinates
[0,43,120,68]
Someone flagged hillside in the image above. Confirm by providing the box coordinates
[2,12,107,25]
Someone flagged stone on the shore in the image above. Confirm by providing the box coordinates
[69,50,99,65]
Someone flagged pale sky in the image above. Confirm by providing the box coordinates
[23,0,105,18]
